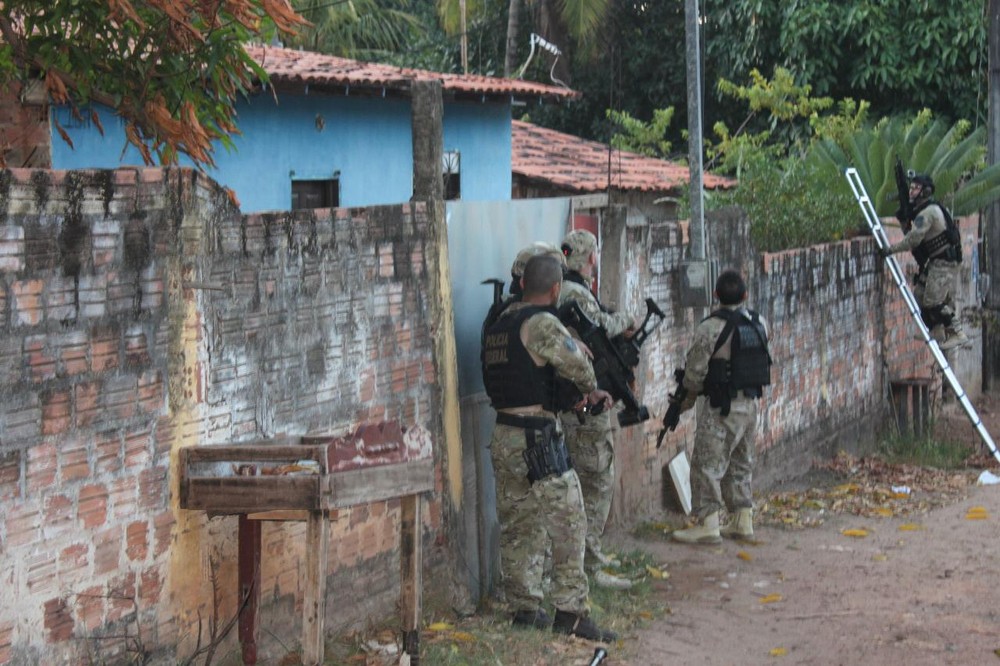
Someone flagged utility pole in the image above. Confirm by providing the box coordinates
[986,0,1000,390]
[680,0,710,306]
[460,0,468,74]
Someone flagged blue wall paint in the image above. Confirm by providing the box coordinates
[52,92,513,212]
[443,102,511,203]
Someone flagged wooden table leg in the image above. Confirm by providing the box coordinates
[302,509,330,665]
[400,494,422,665]
[238,514,261,665]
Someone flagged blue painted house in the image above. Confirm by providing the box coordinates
[50,45,575,212]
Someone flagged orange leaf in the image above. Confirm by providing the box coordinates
[759,593,782,604]
[841,528,869,538]
[737,551,753,561]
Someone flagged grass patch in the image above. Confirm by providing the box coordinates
[330,549,669,665]
[878,429,973,469]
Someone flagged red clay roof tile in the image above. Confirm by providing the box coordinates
[247,45,577,102]
[512,120,735,193]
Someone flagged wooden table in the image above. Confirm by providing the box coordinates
[179,424,434,665]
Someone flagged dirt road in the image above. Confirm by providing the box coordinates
[619,403,1000,665]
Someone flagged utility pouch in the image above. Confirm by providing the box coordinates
[496,413,571,484]
[706,387,732,416]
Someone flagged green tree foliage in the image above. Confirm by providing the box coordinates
[606,107,673,158]
[705,69,858,251]
[0,0,305,168]
[704,0,987,125]
[527,1,688,147]
[704,68,1000,251]
[289,0,424,59]
[809,112,1000,219]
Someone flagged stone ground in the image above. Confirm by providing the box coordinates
[609,394,1000,666]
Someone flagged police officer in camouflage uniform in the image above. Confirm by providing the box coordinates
[482,254,618,642]
[672,270,771,544]
[482,242,565,357]
[557,230,637,589]
[882,173,969,350]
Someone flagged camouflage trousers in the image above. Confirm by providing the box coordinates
[489,421,589,613]
[914,259,960,327]
[560,408,615,571]
[690,396,758,519]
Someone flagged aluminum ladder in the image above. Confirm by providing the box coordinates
[844,167,1000,464]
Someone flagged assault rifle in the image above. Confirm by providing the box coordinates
[656,368,687,448]
[557,298,665,427]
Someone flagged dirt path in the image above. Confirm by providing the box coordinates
[615,400,1000,666]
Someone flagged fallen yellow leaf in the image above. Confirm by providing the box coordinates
[759,593,783,604]
[770,647,788,657]
[841,528,869,538]
[874,507,893,517]
[427,622,452,632]
[638,611,654,619]
[449,631,477,642]
[892,492,910,499]
[965,506,989,520]
[737,551,753,561]
[898,523,924,531]
[872,553,888,562]
[833,483,860,494]
[645,565,669,579]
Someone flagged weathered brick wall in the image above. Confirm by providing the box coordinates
[610,208,980,522]
[0,168,452,664]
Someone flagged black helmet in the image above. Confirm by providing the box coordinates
[910,173,934,193]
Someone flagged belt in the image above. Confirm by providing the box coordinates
[495,412,556,430]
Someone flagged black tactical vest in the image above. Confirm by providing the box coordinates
[482,306,558,410]
[912,200,961,267]
[704,308,771,400]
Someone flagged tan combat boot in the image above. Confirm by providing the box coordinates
[939,327,971,350]
[593,570,633,590]
[720,508,754,540]
[671,512,721,544]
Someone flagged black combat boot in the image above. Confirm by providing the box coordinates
[552,610,618,642]
[511,608,553,629]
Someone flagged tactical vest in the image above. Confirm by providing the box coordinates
[482,305,571,411]
[912,200,961,267]
[703,309,771,410]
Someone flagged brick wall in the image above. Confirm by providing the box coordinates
[608,207,979,521]
[0,168,453,664]
[0,164,982,661]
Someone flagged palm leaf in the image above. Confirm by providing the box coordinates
[953,162,1000,216]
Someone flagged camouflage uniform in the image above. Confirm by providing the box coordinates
[887,201,963,341]
[557,273,634,570]
[679,305,768,519]
[486,302,595,614]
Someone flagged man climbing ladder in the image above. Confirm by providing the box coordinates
[844,167,1000,465]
